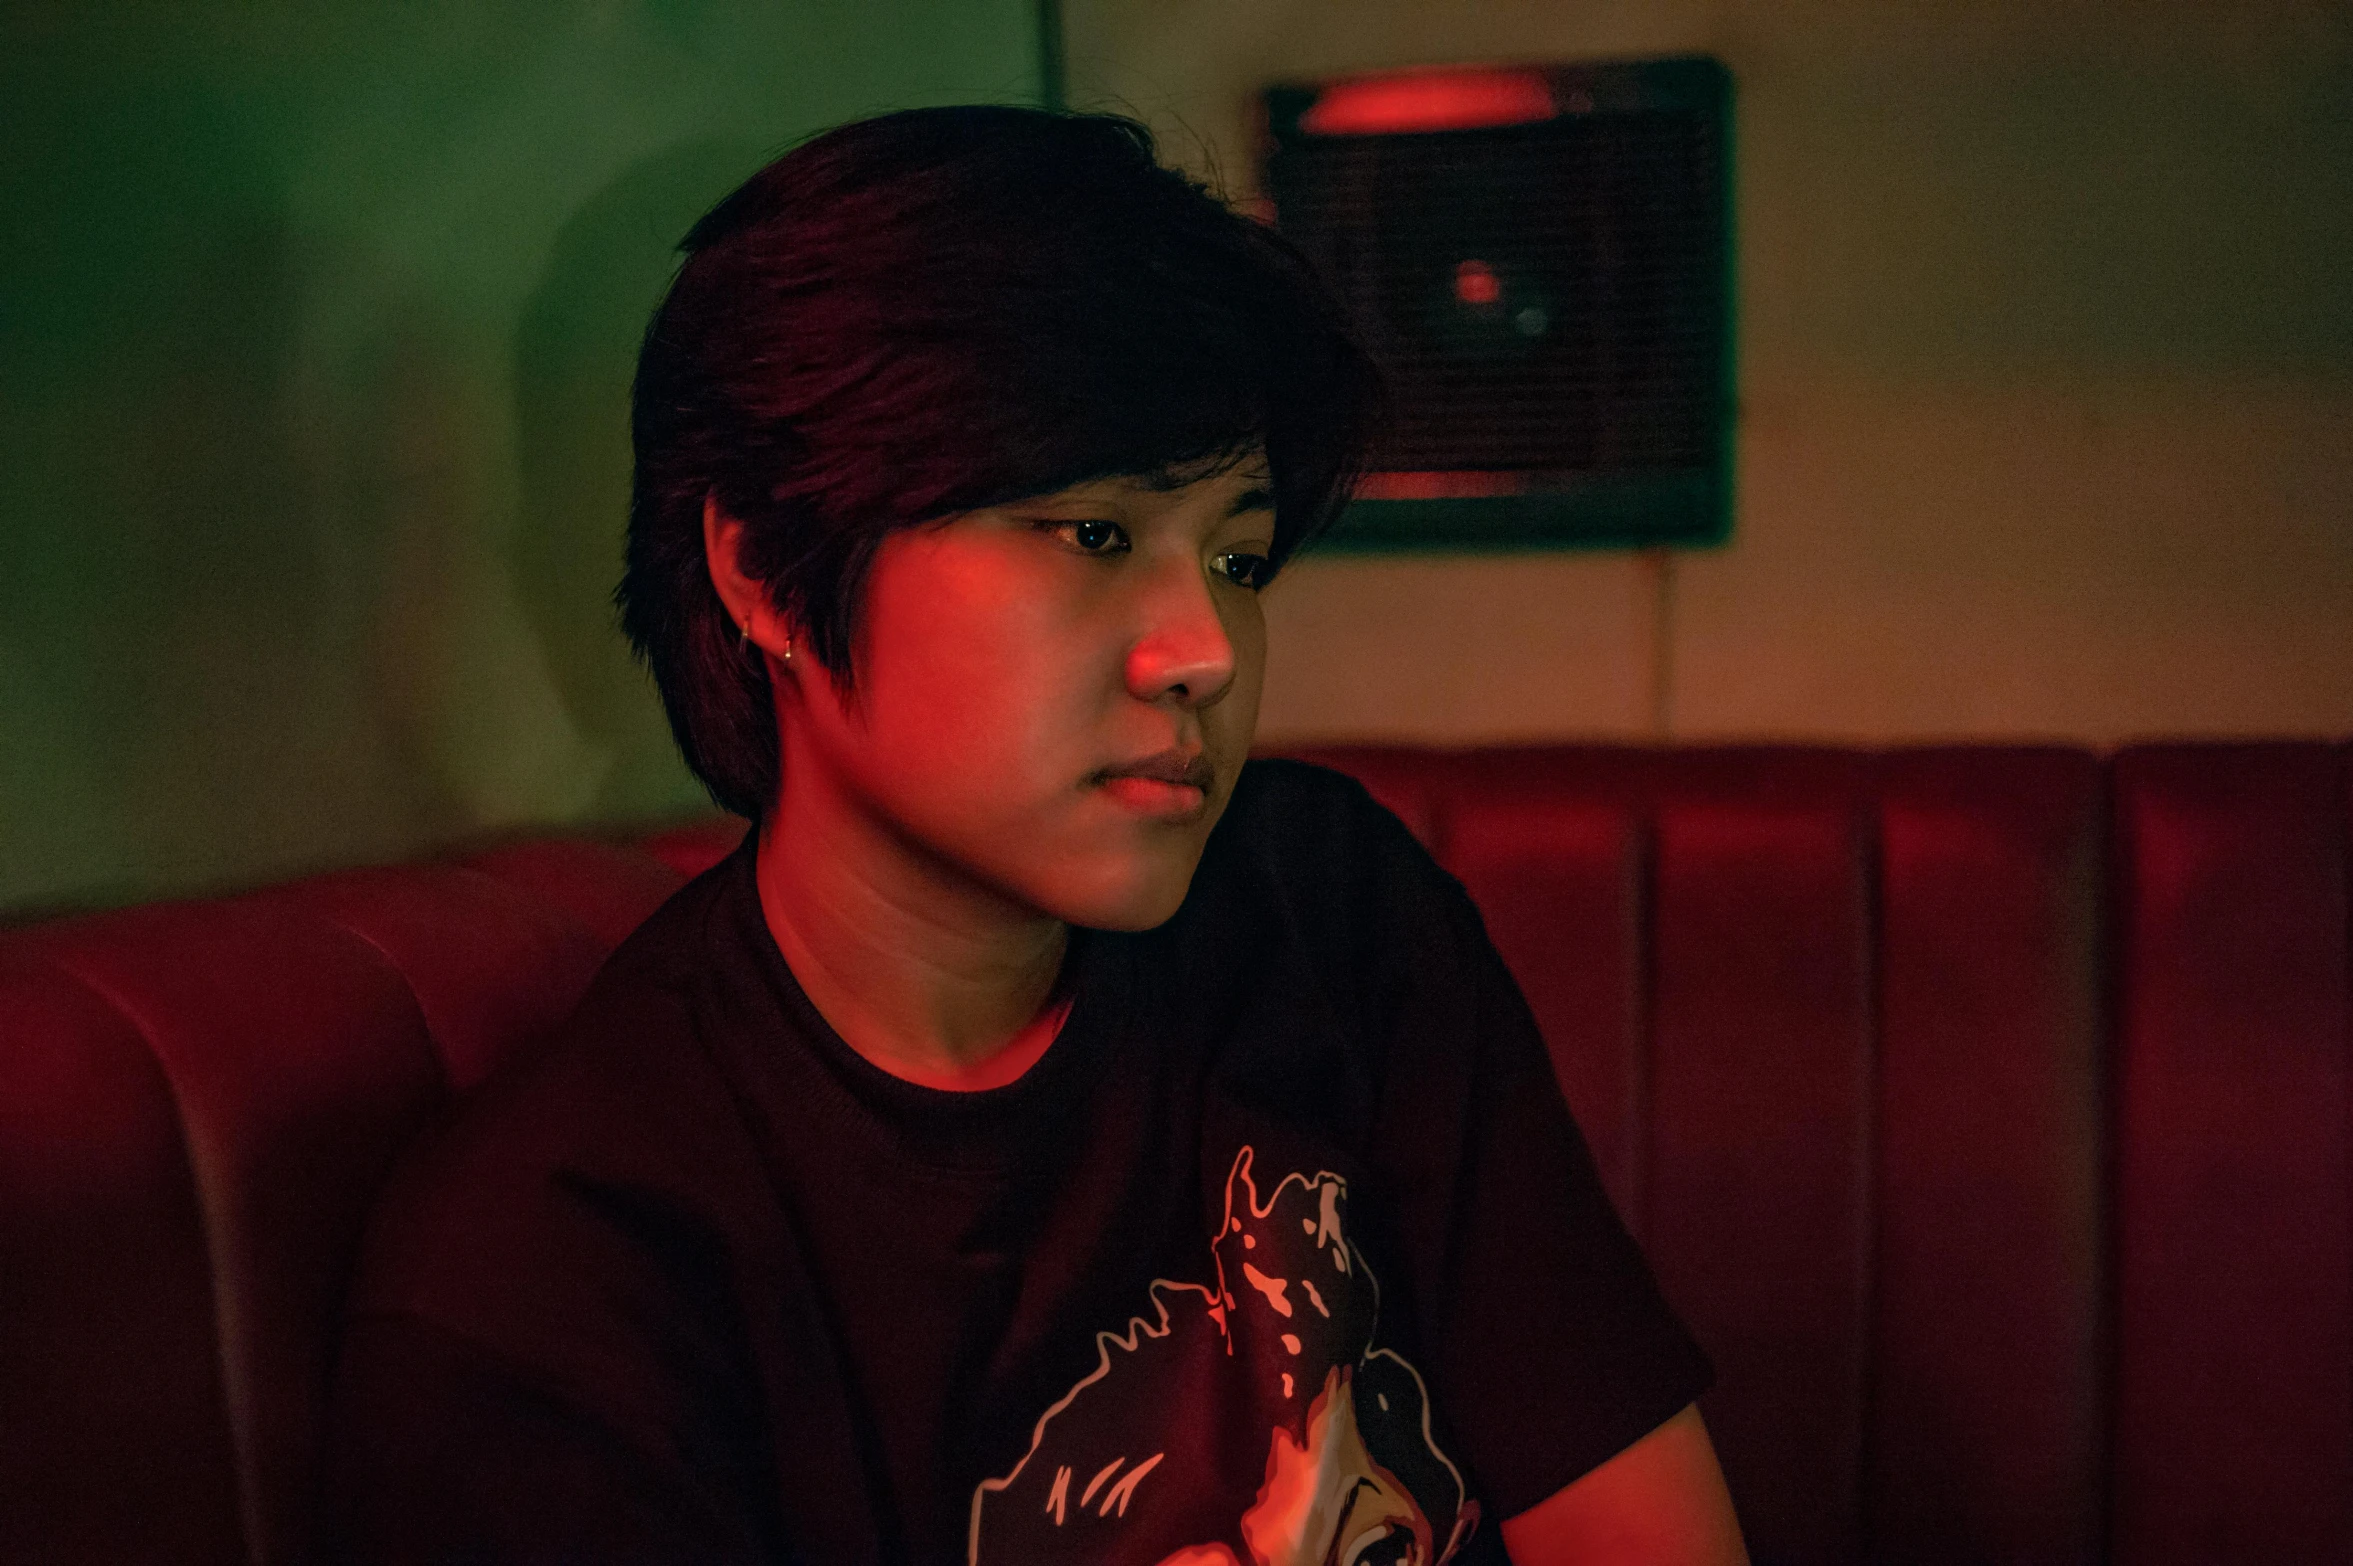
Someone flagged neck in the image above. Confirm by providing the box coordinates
[754,758,1071,1093]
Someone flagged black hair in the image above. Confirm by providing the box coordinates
[618,105,1383,820]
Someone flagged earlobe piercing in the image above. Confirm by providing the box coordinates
[738,616,795,658]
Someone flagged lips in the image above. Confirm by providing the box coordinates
[1095,749,1217,791]
[1092,749,1217,818]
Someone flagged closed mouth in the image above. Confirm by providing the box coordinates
[1093,750,1217,792]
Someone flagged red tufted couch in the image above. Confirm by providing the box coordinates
[4,744,2347,1564]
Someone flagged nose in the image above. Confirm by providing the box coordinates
[1123,558,1236,709]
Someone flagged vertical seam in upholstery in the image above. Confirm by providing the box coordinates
[37,953,265,1566]
[2096,749,2129,1564]
[1854,754,1886,1564]
[1629,804,1658,1244]
[2337,740,2353,1533]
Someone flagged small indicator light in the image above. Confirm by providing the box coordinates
[1454,259,1502,306]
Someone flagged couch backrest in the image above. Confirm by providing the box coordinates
[0,821,743,1566]
[3,751,2346,1565]
[1290,743,2351,1566]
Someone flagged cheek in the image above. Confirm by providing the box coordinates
[847,537,1092,803]
[803,529,1256,927]
[1211,596,1268,750]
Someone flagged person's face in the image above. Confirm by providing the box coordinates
[1235,1366,1435,1566]
[780,457,1276,931]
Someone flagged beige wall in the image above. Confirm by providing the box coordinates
[1063,0,2353,745]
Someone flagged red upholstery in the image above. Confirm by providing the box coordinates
[248,866,603,1094]
[2,748,2347,1564]
[1873,750,2105,1562]
[3,900,442,1566]
[2110,746,2353,1562]
[1641,756,1878,1563]
[1288,743,2346,1562]
[458,837,686,951]
[0,834,684,1566]
[0,955,245,1566]
[639,815,751,880]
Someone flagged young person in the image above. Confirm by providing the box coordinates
[328,106,1746,1565]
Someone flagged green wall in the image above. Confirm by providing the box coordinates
[2,1,1043,914]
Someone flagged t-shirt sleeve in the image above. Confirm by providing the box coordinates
[1341,784,1714,1521]
[322,996,793,1566]
[328,1308,773,1566]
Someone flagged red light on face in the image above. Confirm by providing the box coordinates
[1453,260,1501,306]
[1300,68,1557,136]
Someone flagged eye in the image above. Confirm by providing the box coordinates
[1047,518,1130,557]
[1212,550,1273,590]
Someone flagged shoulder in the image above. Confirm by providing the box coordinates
[1202,757,1474,945]
[1212,757,1446,898]
[347,859,772,1347]
[1177,759,1490,1046]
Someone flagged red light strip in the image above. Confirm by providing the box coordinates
[1354,471,1538,501]
[1300,69,1557,137]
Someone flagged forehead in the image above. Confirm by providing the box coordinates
[1051,453,1274,511]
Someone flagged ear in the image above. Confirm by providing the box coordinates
[702,494,795,664]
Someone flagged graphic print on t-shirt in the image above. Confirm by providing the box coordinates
[968,1147,1480,1566]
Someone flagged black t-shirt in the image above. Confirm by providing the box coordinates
[329,760,1710,1566]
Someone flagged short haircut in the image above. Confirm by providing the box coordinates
[619,105,1383,820]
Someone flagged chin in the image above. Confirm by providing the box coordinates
[1040,846,1202,932]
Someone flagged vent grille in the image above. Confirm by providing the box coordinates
[1264,58,1732,547]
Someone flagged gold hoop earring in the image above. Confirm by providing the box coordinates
[740,619,794,665]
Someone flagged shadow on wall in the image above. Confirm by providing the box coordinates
[1,0,1044,915]
[0,74,443,908]
[510,137,766,823]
